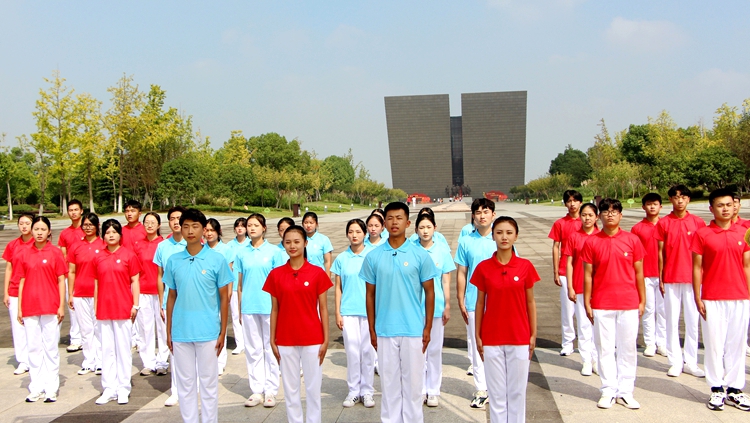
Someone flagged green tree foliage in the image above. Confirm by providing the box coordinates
[548,145,592,185]
[322,154,355,191]
[685,147,745,190]
[620,124,655,166]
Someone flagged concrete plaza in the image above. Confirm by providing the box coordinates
[0,201,748,422]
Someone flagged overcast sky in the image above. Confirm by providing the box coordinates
[1,1,749,187]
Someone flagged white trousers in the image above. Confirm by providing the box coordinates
[642,277,666,348]
[23,315,60,394]
[100,319,133,396]
[342,315,375,396]
[241,314,280,395]
[7,296,28,368]
[229,293,244,349]
[574,294,597,365]
[173,341,219,423]
[73,297,101,370]
[484,345,529,423]
[593,309,639,397]
[135,294,168,370]
[423,317,443,395]
[559,276,576,350]
[664,283,700,368]
[466,311,487,390]
[66,278,81,345]
[279,345,323,423]
[378,336,424,423]
[701,300,749,389]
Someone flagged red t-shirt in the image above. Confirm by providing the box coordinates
[735,217,750,229]
[2,236,34,297]
[58,225,85,256]
[630,219,659,278]
[94,247,142,320]
[562,227,600,293]
[548,215,581,276]
[263,261,332,346]
[121,223,148,252]
[17,243,68,316]
[68,237,107,297]
[691,222,750,301]
[470,253,540,346]
[582,230,646,310]
[654,212,705,283]
[134,236,163,295]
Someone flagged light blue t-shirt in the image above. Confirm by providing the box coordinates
[331,245,373,317]
[458,223,475,241]
[276,242,290,262]
[228,237,250,291]
[419,243,456,318]
[207,240,235,269]
[364,236,387,248]
[236,240,284,315]
[454,230,496,312]
[409,231,450,251]
[359,240,440,337]
[306,232,333,270]
[163,247,234,343]
[153,236,187,310]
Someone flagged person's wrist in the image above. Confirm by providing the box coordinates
[132,305,140,310]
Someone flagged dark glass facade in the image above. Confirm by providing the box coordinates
[450,116,464,186]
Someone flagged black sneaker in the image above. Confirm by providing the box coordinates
[726,392,750,411]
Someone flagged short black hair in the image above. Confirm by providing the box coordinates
[167,205,186,220]
[68,199,83,210]
[598,198,623,213]
[101,218,122,236]
[384,201,410,218]
[667,185,691,198]
[82,212,100,237]
[470,198,495,214]
[417,207,435,218]
[125,199,143,211]
[641,193,662,206]
[563,190,583,203]
[492,216,519,234]
[302,212,318,224]
[179,208,207,227]
[732,192,741,201]
[708,188,735,207]
[277,217,295,229]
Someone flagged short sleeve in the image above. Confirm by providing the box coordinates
[469,262,486,291]
[128,254,142,277]
[54,250,68,277]
[525,261,541,289]
[316,269,333,295]
[57,231,67,248]
[454,240,468,267]
[548,220,562,242]
[581,237,594,264]
[561,234,575,257]
[654,220,667,242]
[323,236,333,254]
[215,256,233,288]
[153,244,164,267]
[163,257,176,290]
[419,253,440,283]
[16,257,27,279]
[441,249,456,273]
[359,254,376,285]
[272,249,285,268]
[690,231,704,256]
[331,255,343,276]
[2,241,14,262]
[68,245,79,265]
[262,270,277,297]
[632,236,646,263]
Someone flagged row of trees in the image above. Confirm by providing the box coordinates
[511,99,750,201]
[1,71,405,218]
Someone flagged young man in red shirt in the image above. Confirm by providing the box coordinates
[121,200,148,252]
[58,199,84,353]
[583,198,646,410]
[691,188,750,411]
[548,190,582,356]
[655,185,706,378]
[731,193,750,229]
[630,193,666,358]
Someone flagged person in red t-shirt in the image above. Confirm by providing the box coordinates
[692,188,750,411]
[94,219,141,405]
[3,212,34,376]
[548,189,582,356]
[68,213,106,375]
[59,199,85,353]
[133,212,166,376]
[630,193,667,358]
[655,185,706,378]
[583,198,646,410]
[265,225,331,423]
[731,193,750,230]
[121,199,148,251]
[563,203,600,377]
[17,216,67,403]
[473,216,539,423]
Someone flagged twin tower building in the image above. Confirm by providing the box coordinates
[385,91,528,201]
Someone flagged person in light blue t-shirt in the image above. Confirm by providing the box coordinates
[302,212,333,273]
[276,217,295,262]
[235,213,284,408]
[360,202,439,423]
[364,214,387,248]
[227,217,249,356]
[333,219,376,409]
[407,207,450,251]
[165,209,232,423]
[205,218,235,375]
[414,214,456,408]
[458,221,475,241]
[454,198,496,410]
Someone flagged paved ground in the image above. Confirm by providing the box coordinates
[0,201,748,422]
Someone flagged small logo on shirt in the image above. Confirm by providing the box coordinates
[116,259,121,264]
[202,270,207,275]
[404,261,409,267]
[263,257,269,262]
[304,281,309,286]
[42,259,47,264]
[95,249,99,254]
[514,276,519,281]
[687,231,691,235]
[740,241,744,246]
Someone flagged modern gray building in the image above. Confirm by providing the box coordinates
[385,91,527,199]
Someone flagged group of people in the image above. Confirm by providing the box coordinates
[551,187,750,414]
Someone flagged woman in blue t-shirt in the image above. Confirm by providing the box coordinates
[204,219,235,375]
[302,212,333,274]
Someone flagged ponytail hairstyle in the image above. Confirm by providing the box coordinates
[415,213,436,229]
[206,218,223,240]
[345,218,367,235]
[143,212,162,236]
[82,212,101,237]
[277,217,295,230]
[31,215,52,241]
[580,202,599,216]
[365,213,384,226]
[283,224,308,259]
[491,216,519,234]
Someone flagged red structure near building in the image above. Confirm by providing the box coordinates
[484,191,508,202]
[407,193,431,204]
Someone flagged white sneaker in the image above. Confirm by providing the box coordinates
[164,393,179,407]
[667,365,682,377]
[156,367,168,376]
[77,367,94,375]
[232,347,244,355]
[707,391,726,411]
[617,395,640,409]
[66,343,82,353]
[117,392,129,404]
[597,395,615,409]
[218,367,224,376]
[44,393,57,403]
[26,392,45,403]
[581,362,592,376]
[643,345,656,357]
[140,368,154,376]
[560,345,574,356]
[426,395,439,407]
[466,365,473,376]
[264,393,277,408]
[656,345,668,357]
[343,394,360,408]
[95,368,102,375]
[683,364,705,378]
[363,394,375,408]
[244,393,263,407]
[96,393,117,405]
[592,361,599,375]
[14,364,29,375]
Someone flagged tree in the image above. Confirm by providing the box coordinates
[73,93,105,213]
[620,124,656,166]
[587,119,620,171]
[322,154,355,191]
[549,145,593,185]
[685,147,746,191]
[156,154,205,206]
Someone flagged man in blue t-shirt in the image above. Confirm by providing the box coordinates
[360,202,439,423]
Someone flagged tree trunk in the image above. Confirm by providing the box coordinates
[87,162,95,213]
[6,180,12,221]
[118,150,124,213]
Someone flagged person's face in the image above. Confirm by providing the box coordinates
[643,200,662,217]
[277,222,291,239]
[600,207,622,229]
[710,196,734,222]
[104,226,121,246]
[68,204,82,222]
[32,221,50,243]
[247,218,264,240]
[283,231,307,258]
[18,216,32,236]
[385,209,410,237]
[417,220,436,243]
[473,207,495,229]
[168,212,182,234]
[733,199,741,218]
[143,215,159,235]
[82,219,97,237]
[367,219,383,238]
[204,223,219,244]
[302,217,317,236]
[580,207,598,230]
[124,206,141,224]
[493,222,518,251]
[180,219,204,245]
[234,224,247,238]
[565,199,582,215]
[669,192,690,212]
[347,225,365,247]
